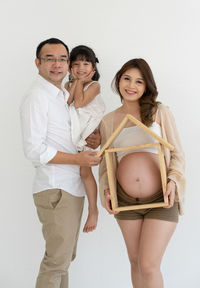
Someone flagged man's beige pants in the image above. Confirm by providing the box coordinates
[33,189,84,288]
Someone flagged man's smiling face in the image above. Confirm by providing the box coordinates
[35,43,69,88]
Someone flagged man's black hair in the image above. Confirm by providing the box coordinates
[36,38,69,58]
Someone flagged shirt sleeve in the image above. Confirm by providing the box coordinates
[20,92,57,166]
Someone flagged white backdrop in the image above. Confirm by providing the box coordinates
[1,0,200,287]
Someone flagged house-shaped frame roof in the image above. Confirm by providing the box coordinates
[98,114,174,157]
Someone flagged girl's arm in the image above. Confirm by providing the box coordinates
[69,69,99,108]
[65,80,78,105]
[74,80,100,108]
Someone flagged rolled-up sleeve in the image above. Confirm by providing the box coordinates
[20,92,57,166]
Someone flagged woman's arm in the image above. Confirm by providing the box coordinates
[160,105,186,208]
[99,120,110,207]
[99,119,119,214]
[99,117,118,214]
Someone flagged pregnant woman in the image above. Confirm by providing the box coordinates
[99,59,185,288]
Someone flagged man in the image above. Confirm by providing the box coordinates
[20,38,101,288]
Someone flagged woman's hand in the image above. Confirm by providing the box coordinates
[104,189,119,214]
[164,180,176,208]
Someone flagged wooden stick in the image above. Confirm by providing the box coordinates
[114,202,168,212]
[127,114,174,151]
[106,143,159,153]
[97,116,129,157]
[105,144,169,211]
[97,114,174,157]
[157,144,168,204]
[105,151,118,210]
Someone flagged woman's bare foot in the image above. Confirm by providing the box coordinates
[83,207,98,233]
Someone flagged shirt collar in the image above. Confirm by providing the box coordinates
[61,77,69,102]
[37,74,63,99]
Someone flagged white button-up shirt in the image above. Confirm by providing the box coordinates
[20,75,85,196]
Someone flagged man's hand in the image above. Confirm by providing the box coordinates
[76,151,101,167]
[86,129,101,149]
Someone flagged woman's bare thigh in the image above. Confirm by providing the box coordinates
[117,219,143,261]
[139,219,177,267]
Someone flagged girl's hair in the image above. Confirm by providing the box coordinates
[112,58,159,127]
[69,45,100,81]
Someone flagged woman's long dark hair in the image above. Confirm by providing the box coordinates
[69,45,100,81]
[112,58,159,126]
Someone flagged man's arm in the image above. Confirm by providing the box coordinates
[49,150,101,166]
[20,92,101,167]
[20,92,57,165]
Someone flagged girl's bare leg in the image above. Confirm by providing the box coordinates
[81,166,98,232]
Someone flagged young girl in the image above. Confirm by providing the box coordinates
[99,59,185,287]
[65,45,105,233]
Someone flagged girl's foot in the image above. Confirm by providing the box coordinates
[83,207,98,233]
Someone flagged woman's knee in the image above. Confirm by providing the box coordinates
[139,258,160,278]
[128,253,140,269]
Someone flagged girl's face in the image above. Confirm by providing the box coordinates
[71,60,94,79]
[119,68,146,103]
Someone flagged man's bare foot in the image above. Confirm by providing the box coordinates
[83,207,98,233]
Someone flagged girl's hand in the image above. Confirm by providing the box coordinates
[86,129,101,149]
[70,68,77,81]
[104,190,119,214]
[79,70,95,83]
[164,180,176,208]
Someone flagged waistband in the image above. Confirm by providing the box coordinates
[117,183,164,205]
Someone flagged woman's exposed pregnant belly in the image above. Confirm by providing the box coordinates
[117,152,162,198]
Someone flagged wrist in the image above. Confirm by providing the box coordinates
[104,189,110,197]
[77,78,85,84]
[167,178,176,185]
[73,153,80,165]
[71,78,78,84]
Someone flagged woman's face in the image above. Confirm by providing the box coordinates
[119,68,146,103]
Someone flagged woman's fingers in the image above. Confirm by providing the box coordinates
[164,181,176,208]
[105,195,119,214]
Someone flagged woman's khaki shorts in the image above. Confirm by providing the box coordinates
[114,183,179,223]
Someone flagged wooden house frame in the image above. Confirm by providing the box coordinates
[97,114,174,212]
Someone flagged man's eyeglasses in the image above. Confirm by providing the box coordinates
[39,57,69,64]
